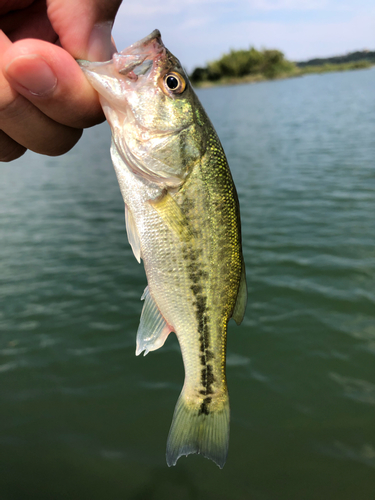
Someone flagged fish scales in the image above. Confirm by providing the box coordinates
[143,127,240,402]
[79,29,247,468]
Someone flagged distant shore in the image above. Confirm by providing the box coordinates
[192,60,374,89]
[190,48,375,89]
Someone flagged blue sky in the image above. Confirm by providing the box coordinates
[112,0,375,72]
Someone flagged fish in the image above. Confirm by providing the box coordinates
[78,30,247,468]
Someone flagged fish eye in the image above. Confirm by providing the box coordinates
[163,72,186,94]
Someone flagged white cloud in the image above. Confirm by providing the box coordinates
[248,0,328,11]
[114,0,355,21]
[115,0,229,18]
[112,1,375,71]
[226,12,375,61]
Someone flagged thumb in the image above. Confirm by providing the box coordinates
[47,0,122,61]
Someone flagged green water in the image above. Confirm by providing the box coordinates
[1,67,374,499]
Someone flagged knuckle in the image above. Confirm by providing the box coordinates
[0,91,24,121]
[1,147,27,162]
[0,88,83,157]
[44,128,83,157]
[0,131,27,162]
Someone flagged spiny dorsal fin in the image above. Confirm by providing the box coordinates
[125,204,141,263]
[232,259,247,325]
[136,286,172,356]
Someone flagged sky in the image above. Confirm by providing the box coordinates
[112,0,375,72]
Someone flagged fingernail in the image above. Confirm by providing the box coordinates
[5,55,57,97]
[87,22,116,62]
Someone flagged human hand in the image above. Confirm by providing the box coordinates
[0,0,122,162]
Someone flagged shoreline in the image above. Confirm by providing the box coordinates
[192,61,374,89]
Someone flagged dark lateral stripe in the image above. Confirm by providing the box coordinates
[198,397,212,416]
[182,227,216,414]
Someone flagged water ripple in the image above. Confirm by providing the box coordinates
[329,372,375,405]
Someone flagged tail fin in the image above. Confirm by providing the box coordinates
[166,389,230,468]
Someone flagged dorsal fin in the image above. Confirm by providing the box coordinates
[232,259,247,325]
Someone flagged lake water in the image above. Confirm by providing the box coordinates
[1,67,374,499]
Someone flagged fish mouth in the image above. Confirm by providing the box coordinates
[78,30,186,138]
[124,29,162,53]
[113,29,164,78]
[78,31,192,187]
[78,29,166,84]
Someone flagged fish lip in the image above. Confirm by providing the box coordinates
[78,29,162,64]
[78,30,165,79]
[115,30,165,75]
[124,29,162,52]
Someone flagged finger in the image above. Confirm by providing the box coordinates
[0,85,83,156]
[2,38,104,129]
[0,129,27,162]
[0,0,57,43]
[0,1,34,16]
[0,32,83,156]
[47,0,122,61]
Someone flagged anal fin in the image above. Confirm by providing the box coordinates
[136,286,172,356]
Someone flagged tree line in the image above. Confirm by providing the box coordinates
[189,47,374,85]
[190,47,296,83]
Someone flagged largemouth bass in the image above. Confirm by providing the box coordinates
[79,30,247,468]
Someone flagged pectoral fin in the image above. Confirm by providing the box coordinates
[149,191,193,242]
[136,286,172,356]
[232,260,247,325]
[125,204,141,263]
